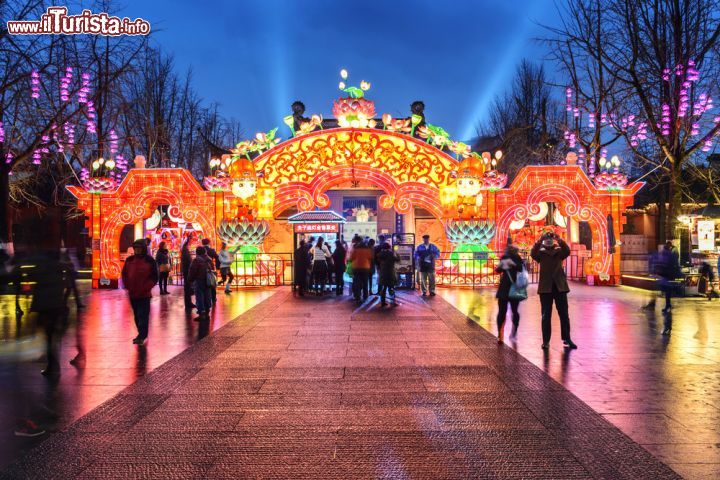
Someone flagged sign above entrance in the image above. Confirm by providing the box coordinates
[294,223,339,233]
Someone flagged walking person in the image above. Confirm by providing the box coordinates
[415,234,440,297]
[349,239,373,304]
[531,232,576,350]
[187,246,213,321]
[218,243,234,295]
[495,244,525,343]
[294,239,310,296]
[310,237,331,295]
[180,238,194,313]
[332,239,347,296]
[657,241,680,312]
[121,239,159,345]
[155,241,171,295]
[373,236,386,295]
[201,238,218,307]
[376,242,400,306]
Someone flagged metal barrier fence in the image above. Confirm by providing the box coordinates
[167,249,588,290]
[433,250,587,289]
[168,252,294,289]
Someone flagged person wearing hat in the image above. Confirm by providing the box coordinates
[414,234,440,297]
[531,232,576,350]
[121,239,159,344]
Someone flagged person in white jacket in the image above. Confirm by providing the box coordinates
[218,243,234,294]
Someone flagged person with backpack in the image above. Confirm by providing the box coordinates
[218,243,234,295]
[155,241,171,295]
[201,238,218,306]
[121,239,159,345]
[495,244,526,343]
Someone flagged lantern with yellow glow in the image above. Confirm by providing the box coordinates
[455,157,485,219]
[439,184,459,218]
[255,187,275,219]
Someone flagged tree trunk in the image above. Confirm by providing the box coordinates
[666,162,682,242]
[0,167,11,247]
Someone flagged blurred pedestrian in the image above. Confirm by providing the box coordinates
[181,238,194,313]
[376,242,400,306]
[201,238,218,307]
[367,239,377,295]
[415,234,440,297]
[155,241,171,295]
[218,243,234,295]
[332,239,347,296]
[121,239,158,345]
[698,261,717,300]
[25,249,68,375]
[495,244,525,343]
[187,246,213,321]
[531,232,576,350]
[657,240,680,312]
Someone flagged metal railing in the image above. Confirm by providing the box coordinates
[168,252,294,289]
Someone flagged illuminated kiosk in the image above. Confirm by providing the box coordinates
[287,211,346,249]
[67,73,642,288]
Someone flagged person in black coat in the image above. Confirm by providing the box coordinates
[495,245,524,344]
[376,242,400,306]
[294,240,310,296]
[332,240,346,296]
[181,238,194,313]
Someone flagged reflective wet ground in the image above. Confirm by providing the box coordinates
[1,283,704,478]
[439,285,720,480]
[0,283,275,469]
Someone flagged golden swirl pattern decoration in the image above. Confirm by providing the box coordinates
[254,128,458,188]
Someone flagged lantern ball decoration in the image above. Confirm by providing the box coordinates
[217,218,270,247]
[593,155,628,190]
[445,219,497,245]
[566,151,578,165]
[134,155,146,168]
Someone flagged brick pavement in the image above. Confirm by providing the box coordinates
[1,289,681,479]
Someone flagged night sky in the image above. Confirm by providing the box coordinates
[121,0,558,142]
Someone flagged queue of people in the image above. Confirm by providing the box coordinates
[294,234,401,306]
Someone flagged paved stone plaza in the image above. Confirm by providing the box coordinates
[3,283,716,479]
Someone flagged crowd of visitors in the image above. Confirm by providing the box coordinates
[294,234,405,306]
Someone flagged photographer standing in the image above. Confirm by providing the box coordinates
[531,232,577,350]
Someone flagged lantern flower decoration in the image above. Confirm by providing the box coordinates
[333,69,376,128]
[253,128,280,153]
[449,141,471,160]
[203,156,232,192]
[233,140,254,160]
[381,114,411,133]
[417,123,450,150]
[83,157,118,194]
[217,218,270,247]
[297,115,323,135]
[593,155,628,191]
[445,219,497,245]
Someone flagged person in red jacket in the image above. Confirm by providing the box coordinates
[121,239,158,344]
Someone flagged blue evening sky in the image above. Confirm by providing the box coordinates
[121,0,558,142]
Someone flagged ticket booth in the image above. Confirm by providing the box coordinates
[287,211,347,248]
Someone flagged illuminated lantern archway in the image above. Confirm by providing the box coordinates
[68,169,219,287]
[494,166,642,281]
[252,127,456,218]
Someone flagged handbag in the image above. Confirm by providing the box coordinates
[206,269,217,288]
[515,265,529,289]
[507,271,528,300]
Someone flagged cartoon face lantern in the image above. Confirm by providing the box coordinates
[456,157,484,198]
[229,157,257,200]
